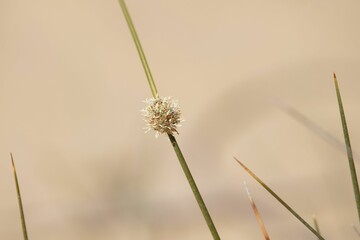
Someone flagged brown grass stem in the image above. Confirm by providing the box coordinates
[244,181,270,240]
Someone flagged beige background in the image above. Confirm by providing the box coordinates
[1,0,360,239]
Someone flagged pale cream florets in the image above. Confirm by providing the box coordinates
[141,96,183,137]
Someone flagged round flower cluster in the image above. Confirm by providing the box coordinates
[141,96,183,137]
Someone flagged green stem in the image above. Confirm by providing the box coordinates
[168,134,221,240]
[117,0,220,238]
[333,73,360,223]
[117,0,158,98]
[234,157,325,240]
[11,153,29,240]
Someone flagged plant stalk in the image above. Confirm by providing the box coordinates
[168,134,220,240]
[117,0,158,98]
[117,0,220,238]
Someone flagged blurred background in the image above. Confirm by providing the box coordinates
[1,0,360,239]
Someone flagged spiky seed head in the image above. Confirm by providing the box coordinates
[141,96,183,137]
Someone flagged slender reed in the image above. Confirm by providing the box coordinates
[333,73,360,223]
[10,153,29,240]
[117,0,220,239]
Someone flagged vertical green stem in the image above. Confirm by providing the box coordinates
[117,0,158,98]
[117,0,220,238]
[168,134,221,240]
[11,153,29,240]
[333,73,360,223]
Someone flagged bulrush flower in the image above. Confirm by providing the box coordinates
[142,96,183,137]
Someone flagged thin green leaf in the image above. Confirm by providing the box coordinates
[333,73,360,223]
[11,153,29,240]
[234,157,325,240]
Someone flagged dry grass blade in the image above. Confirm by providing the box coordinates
[11,153,29,240]
[234,157,325,240]
[333,73,360,223]
[272,98,360,160]
[244,182,270,240]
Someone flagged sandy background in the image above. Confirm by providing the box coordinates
[1,0,360,239]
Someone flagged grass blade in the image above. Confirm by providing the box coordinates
[11,153,29,240]
[333,73,360,223]
[234,157,325,240]
[244,181,270,240]
[117,0,158,98]
[272,98,360,160]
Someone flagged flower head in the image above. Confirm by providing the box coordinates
[141,96,183,137]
